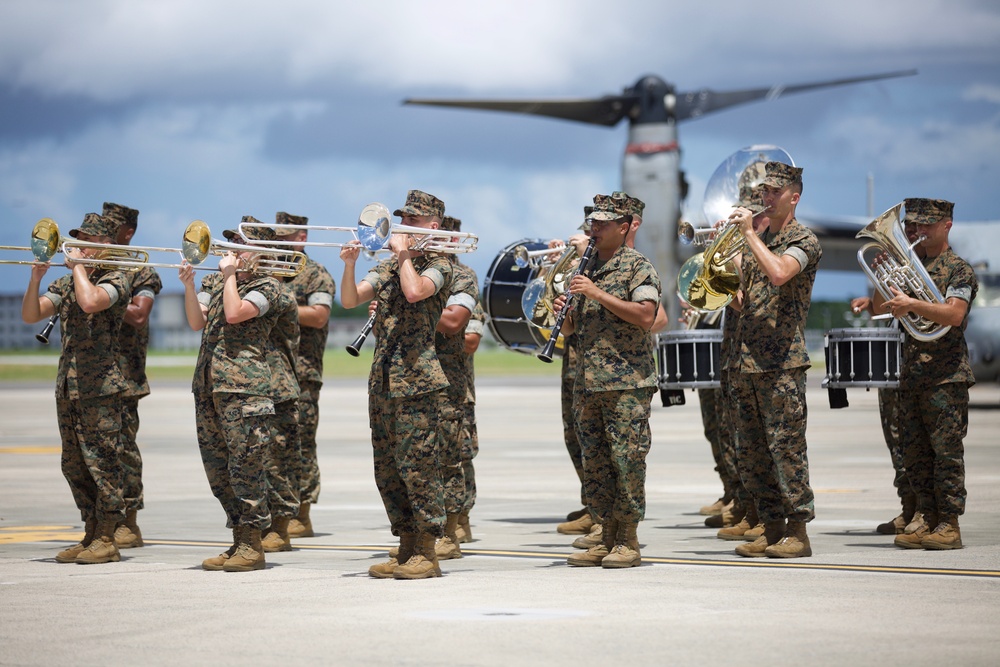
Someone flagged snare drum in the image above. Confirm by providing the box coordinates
[824,327,903,389]
[657,330,723,389]
[483,239,564,356]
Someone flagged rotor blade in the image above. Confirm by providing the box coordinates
[675,69,918,121]
[403,95,637,127]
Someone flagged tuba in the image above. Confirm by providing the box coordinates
[856,203,950,342]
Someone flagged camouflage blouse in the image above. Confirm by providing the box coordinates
[118,265,162,399]
[574,246,661,392]
[266,284,301,403]
[45,269,132,400]
[362,253,453,398]
[735,218,822,373]
[900,247,978,389]
[436,261,480,401]
[192,272,281,396]
[285,255,335,385]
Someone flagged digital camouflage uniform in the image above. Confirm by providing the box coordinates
[286,255,336,505]
[363,253,453,538]
[719,306,753,517]
[573,245,661,525]
[193,271,280,530]
[117,265,162,513]
[561,334,586,507]
[693,315,737,504]
[434,261,479,515]
[45,268,132,524]
[264,285,301,520]
[732,218,821,524]
[898,247,977,519]
[460,300,485,514]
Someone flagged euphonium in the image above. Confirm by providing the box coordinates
[856,203,950,342]
[676,225,745,311]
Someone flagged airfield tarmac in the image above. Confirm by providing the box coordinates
[1,374,999,666]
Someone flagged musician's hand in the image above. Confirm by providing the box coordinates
[882,286,915,319]
[463,332,481,355]
[178,261,196,289]
[851,296,872,315]
[218,252,239,276]
[567,233,590,258]
[340,240,362,264]
[388,233,413,257]
[547,238,565,250]
[730,207,753,234]
[30,261,50,282]
[553,294,569,314]
[64,245,83,269]
[368,300,378,317]
[569,274,597,299]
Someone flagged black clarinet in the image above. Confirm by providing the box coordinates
[346,310,377,357]
[36,314,58,345]
[537,237,597,363]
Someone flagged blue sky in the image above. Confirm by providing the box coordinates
[2,0,998,303]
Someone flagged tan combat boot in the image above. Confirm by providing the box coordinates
[565,507,588,522]
[114,509,144,549]
[75,518,121,564]
[567,519,616,567]
[557,512,594,535]
[202,528,239,571]
[435,514,463,560]
[456,512,472,543]
[700,497,727,516]
[765,519,812,558]
[894,511,936,549]
[572,522,603,549]
[223,526,266,572]
[877,493,916,535]
[922,515,963,550]
[717,505,757,541]
[56,517,96,563]
[262,516,293,553]
[602,521,641,569]
[394,533,442,579]
[288,502,314,538]
[705,501,737,528]
[371,533,416,578]
[735,520,784,558]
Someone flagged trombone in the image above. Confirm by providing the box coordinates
[60,220,212,271]
[207,238,307,278]
[512,243,571,270]
[355,203,478,254]
[0,218,148,270]
[237,220,362,248]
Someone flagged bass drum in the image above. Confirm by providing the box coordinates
[483,238,565,357]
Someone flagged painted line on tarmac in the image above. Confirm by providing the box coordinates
[0,446,61,454]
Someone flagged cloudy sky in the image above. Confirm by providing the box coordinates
[2,0,998,302]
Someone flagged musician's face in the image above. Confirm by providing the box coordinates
[589,218,629,252]
[401,215,438,230]
[907,218,951,247]
[75,233,112,257]
[761,184,799,220]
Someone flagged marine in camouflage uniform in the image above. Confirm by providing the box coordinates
[22,213,131,564]
[182,218,281,572]
[558,194,660,570]
[341,190,453,580]
[260,281,301,552]
[730,162,821,559]
[103,202,162,549]
[459,299,485,536]
[275,212,336,539]
[876,198,978,551]
[432,216,479,559]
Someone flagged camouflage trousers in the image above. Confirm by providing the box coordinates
[562,375,586,507]
[698,386,738,498]
[56,391,125,522]
[439,386,466,515]
[266,398,301,519]
[898,382,968,517]
[194,389,273,529]
[460,401,478,514]
[731,368,815,523]
[120,395,144,512]
[718,371,751,511]
[297,381,322,505]
[370,390,446,537]
[574,387,655,524]
[877,388,912,502]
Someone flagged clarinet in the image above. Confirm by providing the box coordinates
[36,314,58,345]
[346,310,377,357]
[537,237,597,363]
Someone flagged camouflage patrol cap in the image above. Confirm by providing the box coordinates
[69,213,117,239]
[735,185,766,214]
[579,205,594,231]
[275,211,308,237]
[611,191,646,218]
[760,161,803,189]
[102,202,139,230]
[393,190,445,218]
[441,215,462,232]
[589,193,632,222]
[903,198,954,225]
[223,215,278,243]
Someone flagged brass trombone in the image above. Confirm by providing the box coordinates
[0,218,147,270]
[207,238,307,278]
[61,220,212,271]
[355,203,478,254]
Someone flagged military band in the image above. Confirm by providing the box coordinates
[17,171,981,574]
